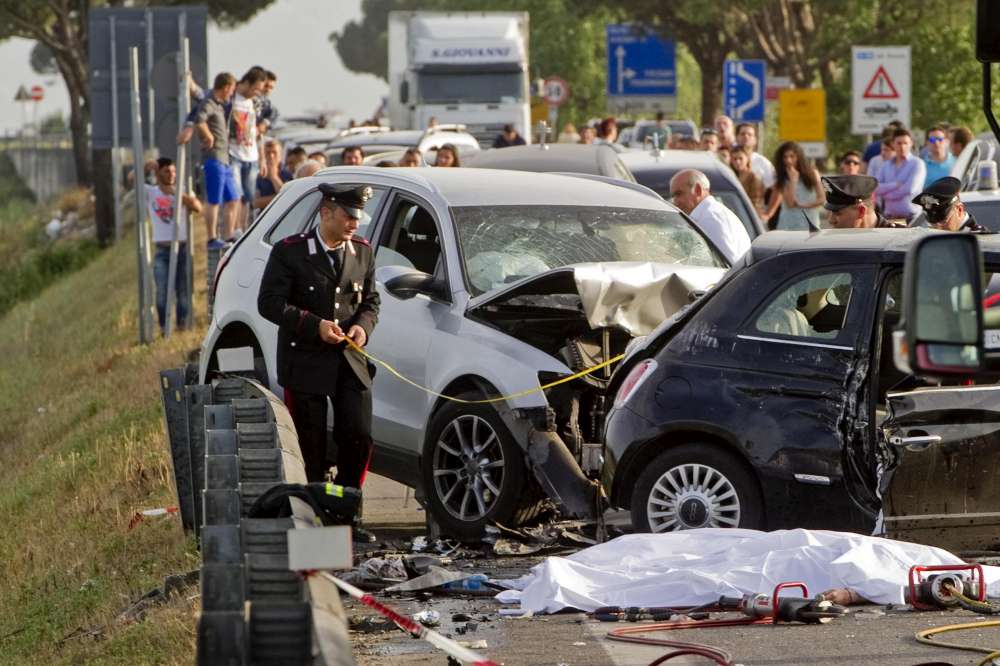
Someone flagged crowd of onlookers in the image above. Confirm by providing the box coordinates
[558,112,973,231]
[142,62,977,332]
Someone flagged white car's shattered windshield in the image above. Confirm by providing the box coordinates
[452,205,725,295]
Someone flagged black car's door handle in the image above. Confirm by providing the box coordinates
[888,434,942,451]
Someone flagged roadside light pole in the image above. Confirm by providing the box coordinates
[130,47,155,344]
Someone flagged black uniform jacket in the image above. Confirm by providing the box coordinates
[962,211,990,233]
[258,229,380,393]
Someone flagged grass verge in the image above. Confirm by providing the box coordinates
[0,173,100,319]
[0,217,209,663]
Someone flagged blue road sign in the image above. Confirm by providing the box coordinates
[606,25,676,98]
[724,60,766,122]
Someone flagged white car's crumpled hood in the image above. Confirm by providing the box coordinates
[467,261,725,337]
[572,262,725,336]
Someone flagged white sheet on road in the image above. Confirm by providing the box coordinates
[495,529,1000,613]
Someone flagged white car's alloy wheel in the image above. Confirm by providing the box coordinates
[646,463,741,531]
[432,414,506,522]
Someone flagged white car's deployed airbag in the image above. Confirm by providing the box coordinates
[573,263,726,336]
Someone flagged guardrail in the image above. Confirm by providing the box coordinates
[0,132,74,151]
[0,133,77,202]
[159,368,354,665]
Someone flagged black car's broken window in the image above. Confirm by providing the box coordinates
[755,272,854,340]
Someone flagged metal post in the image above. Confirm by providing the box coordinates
[146,9,156,154]
[179,19,194,329]
[131,47,155,344]
[110,16,122,242]
[166,34,191,337]
[32,100,38,199]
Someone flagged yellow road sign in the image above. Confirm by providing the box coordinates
[779,89,826,142]
[531,99,548,126]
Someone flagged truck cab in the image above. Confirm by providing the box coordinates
[388,11,531,147]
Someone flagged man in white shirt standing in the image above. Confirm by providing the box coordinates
[229,68,267,235]
[669,169,751,264]
[146,157,202,333]
[736,122,776,189]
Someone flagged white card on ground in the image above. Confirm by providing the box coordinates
[217,346,255,372]
[287,526,352,571]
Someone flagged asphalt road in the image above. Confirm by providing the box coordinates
[350,474,1000,665]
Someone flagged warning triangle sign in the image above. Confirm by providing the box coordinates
[863,66,899,99]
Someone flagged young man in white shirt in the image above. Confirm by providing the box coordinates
[147,157,202,333]
[669,169,751,264]
[229,68,267,235]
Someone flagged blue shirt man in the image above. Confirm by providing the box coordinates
[922,125,956,186]
[874,130,926,220]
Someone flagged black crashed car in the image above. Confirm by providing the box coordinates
[601,229,1000,535]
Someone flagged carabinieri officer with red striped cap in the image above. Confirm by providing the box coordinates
[258,183,380,540]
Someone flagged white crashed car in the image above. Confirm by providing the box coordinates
[200,166,727,536]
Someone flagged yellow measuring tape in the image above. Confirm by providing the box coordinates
[344,339,625,405]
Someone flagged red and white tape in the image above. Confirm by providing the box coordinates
[128,506,179,530]
[318,571,499,665]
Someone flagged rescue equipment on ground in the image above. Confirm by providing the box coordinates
[599,583,847,666]
[907,564,988,610]
[717,582,847,623]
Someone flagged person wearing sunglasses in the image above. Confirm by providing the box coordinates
[912,176,988,232]
[838,151,863,176]
[922,125,956,186]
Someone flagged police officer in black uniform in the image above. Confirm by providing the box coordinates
[258,183,380,538]
[912,176,990,233]
[821,174,905,229]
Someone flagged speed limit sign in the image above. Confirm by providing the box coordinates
[543,76,570,107]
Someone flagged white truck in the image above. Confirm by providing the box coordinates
[387,11,531,147]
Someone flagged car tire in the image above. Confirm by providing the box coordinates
[422,397,541,538]
[630,443,763,533]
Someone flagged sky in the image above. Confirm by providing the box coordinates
[0,0,389,135]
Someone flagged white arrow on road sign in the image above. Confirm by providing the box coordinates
[733,62,761,120]
[615,45,627,94]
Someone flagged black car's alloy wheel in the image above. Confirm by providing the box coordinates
[631,444,762,533]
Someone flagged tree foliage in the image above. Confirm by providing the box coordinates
[29,42,57,75]
[39,111,67,134]
[596,0,985,155]
[329,0,395,81]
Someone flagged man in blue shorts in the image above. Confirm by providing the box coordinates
[194,72,239,248]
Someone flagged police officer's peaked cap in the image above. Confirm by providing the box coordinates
[912,176,961,214]
[318,183,372,219]
[821,175,879,211]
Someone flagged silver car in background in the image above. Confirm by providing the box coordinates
[200,167,727,536]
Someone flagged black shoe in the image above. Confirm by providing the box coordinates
[352,524,377,544]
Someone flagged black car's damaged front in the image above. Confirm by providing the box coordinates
[601,236,933,534]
